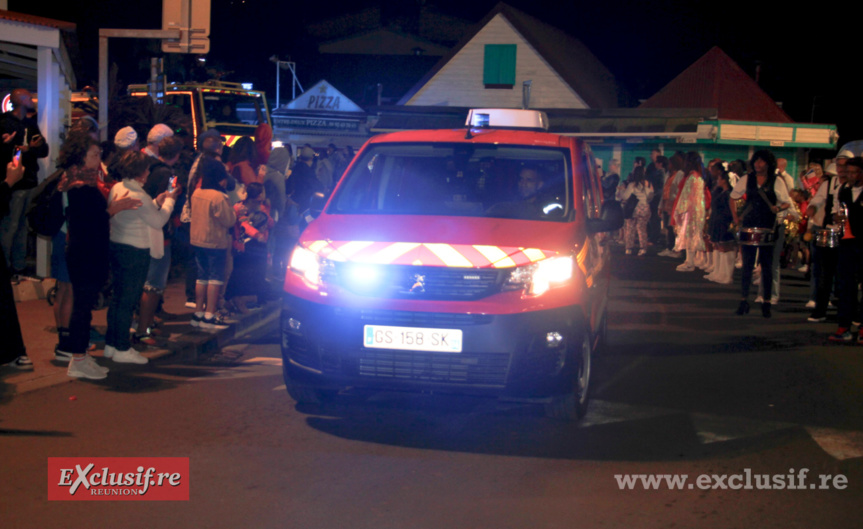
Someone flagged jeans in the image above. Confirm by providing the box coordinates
[175,223,197,301]
[145,244,172,292]
[757,226,785,301]
[0,189,31,271]
[106,242,150,351]
[0,245,26,362]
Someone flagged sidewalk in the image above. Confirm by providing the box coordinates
[0,276,281,396]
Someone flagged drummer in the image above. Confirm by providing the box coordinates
[730,149,793,318]
[806,153,850,321]
[828,157,863,343]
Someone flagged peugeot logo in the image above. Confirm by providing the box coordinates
[410,274,426,293]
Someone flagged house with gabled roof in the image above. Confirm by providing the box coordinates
[636,46,837,181]
[398,2,621,109]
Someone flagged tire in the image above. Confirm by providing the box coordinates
[544,332,592,421]
[597,312,608,352]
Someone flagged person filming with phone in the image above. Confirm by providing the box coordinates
[0,88,49,276]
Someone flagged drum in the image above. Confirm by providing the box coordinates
[814,226,843,248]
[736,227,776,246]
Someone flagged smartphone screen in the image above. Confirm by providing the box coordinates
[169,176,177,189]
[13,147,22,166]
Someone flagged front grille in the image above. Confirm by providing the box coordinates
[355,349,510,386]
[283,332,320,370]
[325,263,504,300]
[333,307,493,327]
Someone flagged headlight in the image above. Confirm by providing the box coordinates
[503,256,573,296]
[289,246,322,285]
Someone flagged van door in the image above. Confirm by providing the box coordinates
[575,142,610,346]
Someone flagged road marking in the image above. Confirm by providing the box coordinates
[582,400,863,460]
[805,427,863,461]
[690,413,795,444]
[579,398,677,427]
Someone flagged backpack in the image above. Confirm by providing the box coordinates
[27,169,65,237]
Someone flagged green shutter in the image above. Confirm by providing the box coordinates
[484,44,516,86]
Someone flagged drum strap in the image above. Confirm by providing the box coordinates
[825,176,835,223]
[756,187,780,228]
[739,186,778,227]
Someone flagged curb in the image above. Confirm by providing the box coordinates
[1,300,281,397]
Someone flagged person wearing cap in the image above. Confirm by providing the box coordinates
[289,146,324,213]
[114,126,139,153]
[143,123,174,159]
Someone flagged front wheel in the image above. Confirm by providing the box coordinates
[544,332,592,421]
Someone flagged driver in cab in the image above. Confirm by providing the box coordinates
[487,165,555,220]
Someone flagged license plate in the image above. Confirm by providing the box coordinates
[363,325,463,353]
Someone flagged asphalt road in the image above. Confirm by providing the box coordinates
[2,251,862,528]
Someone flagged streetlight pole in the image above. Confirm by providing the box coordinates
[270,55,303,108]
[275,59,281,109]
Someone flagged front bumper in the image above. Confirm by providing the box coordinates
[280,294,586,400]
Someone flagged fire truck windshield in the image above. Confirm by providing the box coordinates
[330,143,572,221]
[202,92,269,127]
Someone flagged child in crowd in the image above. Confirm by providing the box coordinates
[189,158,237,330]
[226,182,274,313]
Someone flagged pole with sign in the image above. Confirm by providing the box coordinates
[162,0,211,54]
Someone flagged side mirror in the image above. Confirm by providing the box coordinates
[586,200,624,234]
[308,192,327,219]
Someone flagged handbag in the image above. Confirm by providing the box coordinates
[623,194,639,219]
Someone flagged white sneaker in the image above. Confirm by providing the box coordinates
[754,296,764,303]
[657,249,670,257]
[668,251,682,259]
[111,348,149,365]
[103,345,115,359]
[68,356,108,380]
[798,265,809,273]
[637,249,647,256]
[805,300,816,309]
[771,298,779,305]
[86,355,109,374]
[676,263,695,272]
[625,249,633,255]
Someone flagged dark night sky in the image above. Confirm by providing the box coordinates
[10,0,861,143]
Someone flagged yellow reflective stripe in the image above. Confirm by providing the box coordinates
[576,242,589,266]
[334,241,376,260]
[474,245,516,268]
[369,242,421,264]
[522,248,547,262]
[425,243,473,268]
[308,240,329,253]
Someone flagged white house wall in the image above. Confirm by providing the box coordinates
[406,14,588,109]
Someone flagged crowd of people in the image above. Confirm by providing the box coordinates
[2,84,862,378]
[0,87,353,379]
[605,147,863,341]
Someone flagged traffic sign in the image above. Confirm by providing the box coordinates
[162,0,210,54]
